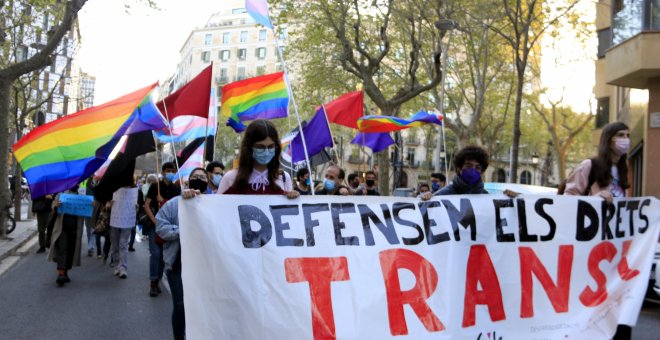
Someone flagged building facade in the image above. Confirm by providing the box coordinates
[594,0,660,197]
[169,0,284,99]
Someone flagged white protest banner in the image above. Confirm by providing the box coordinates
[179,195,660,340]
[109,187,138,228]
[58,193,93,217]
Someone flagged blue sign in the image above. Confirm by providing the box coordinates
[58,193,94,217]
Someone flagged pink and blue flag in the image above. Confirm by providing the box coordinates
[245,0,273,29]
[155,88,218,143]
[176,142,204,182]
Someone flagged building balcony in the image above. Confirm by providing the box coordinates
[606,31,660,88]
[216,76,229,85]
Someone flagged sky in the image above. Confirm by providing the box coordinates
[77,0,224,104]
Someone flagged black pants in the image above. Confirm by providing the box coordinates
[613,325,631,340]
[54,221,77,270]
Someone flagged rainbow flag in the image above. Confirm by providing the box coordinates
[221,72,288,129]
[13,83,165,199]
[357,111,443,133]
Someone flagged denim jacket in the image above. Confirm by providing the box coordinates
[155,197,180,271]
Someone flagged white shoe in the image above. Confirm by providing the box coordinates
[113,268,120,276]
[118,271,127,279]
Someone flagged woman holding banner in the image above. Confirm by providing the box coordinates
[156,167,211,340]
[564,121,631,340]
[217,119,298,198]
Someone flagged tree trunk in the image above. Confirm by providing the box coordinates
[509,72,524,183]
[13,160,22,221]
[557,149,568,181]
[377,151,390,196]
[0,78,11,238]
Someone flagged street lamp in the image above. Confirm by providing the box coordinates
[434,19,458,174]
[531,153,539,185]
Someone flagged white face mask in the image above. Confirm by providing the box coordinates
[614,138,630,155]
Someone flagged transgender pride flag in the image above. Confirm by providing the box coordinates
[245,0,273,29]
[176,142,204,182]
[155,88,218,143]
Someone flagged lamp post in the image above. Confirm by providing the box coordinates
[531,153,539,185]
[434,19,458,173]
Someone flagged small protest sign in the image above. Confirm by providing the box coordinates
[109,187,138,228]
[58,193,93,217]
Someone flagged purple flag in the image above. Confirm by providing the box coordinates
[350,132,395,153]
[291,107,333,163]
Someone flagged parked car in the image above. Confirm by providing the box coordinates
[484,182,558,195]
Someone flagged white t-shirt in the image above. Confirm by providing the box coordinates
[218,168,292,194]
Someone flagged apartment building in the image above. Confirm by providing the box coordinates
[594,0,660,197]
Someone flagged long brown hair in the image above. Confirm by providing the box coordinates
[592,121,629,190]
[233,120,282,191]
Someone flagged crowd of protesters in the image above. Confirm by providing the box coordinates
[29,120,634,340]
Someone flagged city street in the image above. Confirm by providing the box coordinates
[1,220,660,339]
[0,232,171,340]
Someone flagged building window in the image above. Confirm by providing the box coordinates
[223,32,230,44]
[220,50,230,61]
[218,68,228,84]
[279,27,288,40]
[238,48,247,61]
[597,28,611,59]
[259,29,267,41]
[492,169,506,183]
[237,67,246,80]
[201,51,210,62]
[256,47,266,60]
[204,34,212,46]
[240,31,248,43]
[406,148,415,165]
[256,66,266,75]
[520,170,532,185]
[595,97,609,128]
[232,8,246,14]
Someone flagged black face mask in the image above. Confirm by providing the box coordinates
[189,179,208,192]
[366,179,375,187]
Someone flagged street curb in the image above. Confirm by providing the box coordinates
[0,220,38,263]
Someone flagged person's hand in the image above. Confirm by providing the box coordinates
[286,190,300,199]
[53,198,62,208]
[503,189,519,198]
[338,188,350,196]
[105,201,112,209]
[45,195,53,199]
[182,189,201,199]
[420,192,433,201]
[597,190,613,203]
[157,195,164,203]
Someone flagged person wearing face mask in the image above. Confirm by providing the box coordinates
[347,173,361,192]
[156,167,210,340]
[430,173,447,193]
[315,165,348,195]
[217,120,297,198]
[564,122,631,202]
[429,145,490,196]
[563,121,632,340]
[205,161,225,194]
[49,185,88,286]
[144,162,181,297]
[354,170,380,196]
[294,168,313,195]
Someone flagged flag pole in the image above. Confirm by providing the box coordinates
[152,133,162,198]
[272,29,314,195]
[441,122,448,176]
[160,95,185,189]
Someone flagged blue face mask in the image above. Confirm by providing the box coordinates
[323,178,336,191]
[212,174,222,186]
[460,167,481,186]
[305,178,311,186]
[165,172,177,183]
[252,148,275,165]
[431,182,440,191]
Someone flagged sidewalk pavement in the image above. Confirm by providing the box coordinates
[0,218,37,267]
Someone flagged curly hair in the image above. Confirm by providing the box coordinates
[453,145,489,172]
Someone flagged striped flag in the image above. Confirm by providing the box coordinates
[245,0,273,29]
[357,111,443,133]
